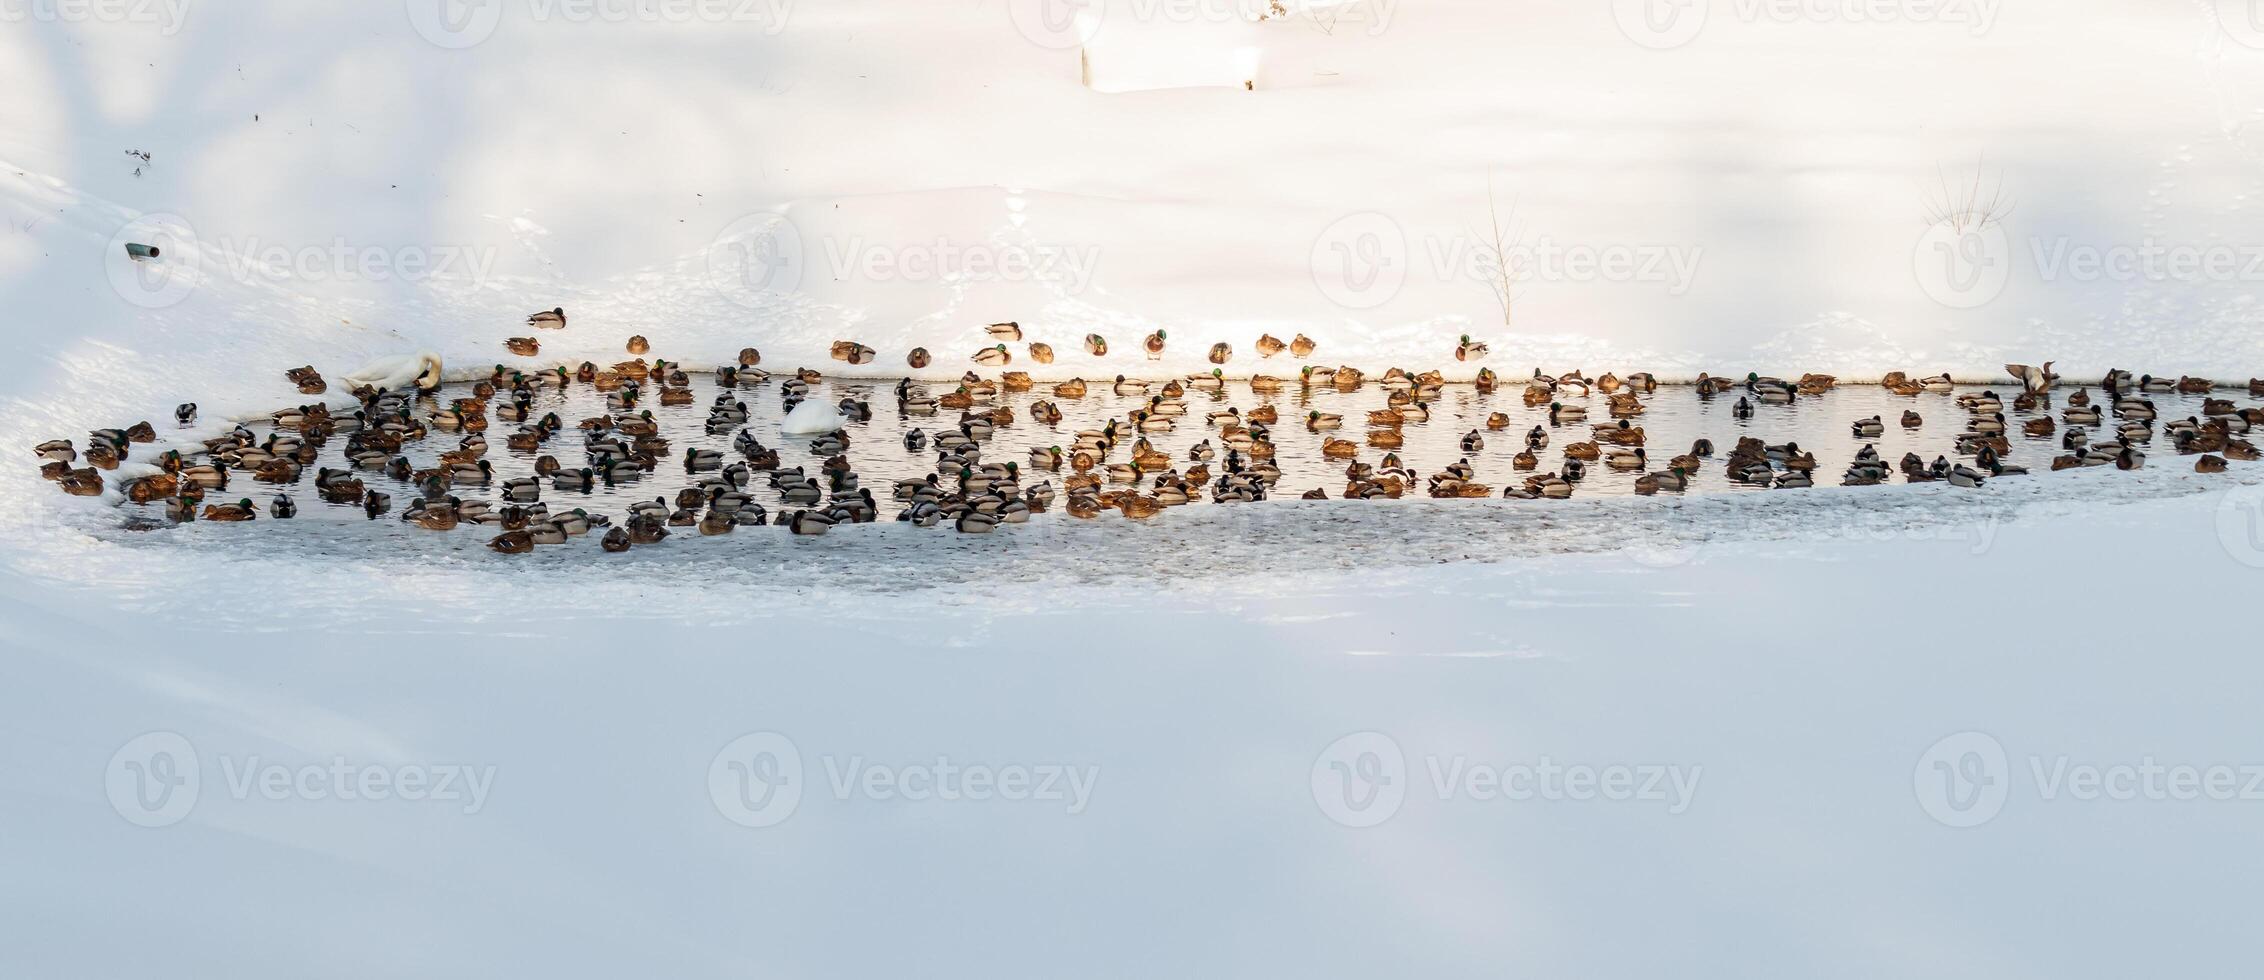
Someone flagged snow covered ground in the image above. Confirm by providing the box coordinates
[9,480,2264,977]
[7,2,2264,976]
[6,1,2264,399]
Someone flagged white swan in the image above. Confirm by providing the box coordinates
[780,397,840,435]
[341,351,444,393]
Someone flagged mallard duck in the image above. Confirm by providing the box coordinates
[1288,333,1317,358]
[200,497,256,520]
[1084,334,1109,357]
[1117,494,1163,520]
[2197,454,2230,473]
[905,347,931,370]
[527,307,566,328]
[628,517,671,544]
[1852,415,1884,437]
[974,344,1012,367]
[505,337,540,356]
[1596,421,1644,446]
[1144,330,1166,360]
[788,509,834,535]
[986,321,1023,341]
[955,510,999,533]
[1454,335,1488,361]
[1208,343,1232,365]
[1549,402,1587,425]
[1605,448,1647,470]
[404,502,459,530]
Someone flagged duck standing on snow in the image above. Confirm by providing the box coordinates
[1144,331,1166,360]
[1086,334,1109,356]
[527,307,566,328]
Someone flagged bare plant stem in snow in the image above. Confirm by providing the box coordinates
[1474,173,1524,328]
[1922,157,2015,234]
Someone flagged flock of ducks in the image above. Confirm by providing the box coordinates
[35,317,2264,552]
